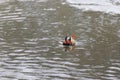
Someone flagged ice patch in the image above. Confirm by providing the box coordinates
[66,0,120,14]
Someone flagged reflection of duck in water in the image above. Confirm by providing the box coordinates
[64,46,75,52]
[63,34,76,46]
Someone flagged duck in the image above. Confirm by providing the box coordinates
[63,34,76,46]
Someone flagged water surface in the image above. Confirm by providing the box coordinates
[0,0,120,80]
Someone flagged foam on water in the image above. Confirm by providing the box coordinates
[66,0,120,14]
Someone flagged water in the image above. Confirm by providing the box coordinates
[0,0,120,80]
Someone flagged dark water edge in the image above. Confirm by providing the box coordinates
[0,0,120,80]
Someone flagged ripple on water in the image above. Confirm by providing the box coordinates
[0,5,26,22]
[99,59,120,80]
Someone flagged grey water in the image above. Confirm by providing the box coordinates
[0,0,120,80]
